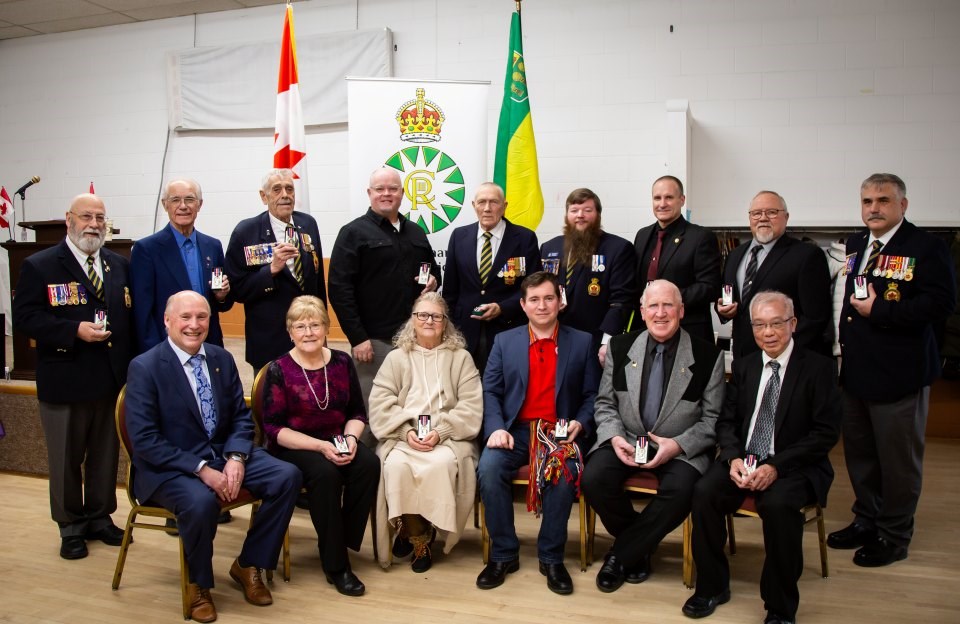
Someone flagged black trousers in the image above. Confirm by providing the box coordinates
[276,443,380,573]
[581,445,700,567]
[691,461,814,620]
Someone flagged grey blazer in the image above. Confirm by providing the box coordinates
[590,328,724,475]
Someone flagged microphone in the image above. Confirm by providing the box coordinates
[15,176,40,195]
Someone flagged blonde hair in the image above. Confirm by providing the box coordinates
[393,292,466,351]
[285,295,329,331]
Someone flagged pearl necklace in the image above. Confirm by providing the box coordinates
[299,352,330,411]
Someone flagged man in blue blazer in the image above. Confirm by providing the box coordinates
[224,169,326,372]
[540,188,637,366]
[130,179,233,354]
[13,194,133,560]
[443,182,540,373]
[476,271,599,595]
[829,173,956,567]
[125,291,301,622]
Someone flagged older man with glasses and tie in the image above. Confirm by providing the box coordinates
[13,193,135,560]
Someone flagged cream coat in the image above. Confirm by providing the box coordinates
[369,344,482,568]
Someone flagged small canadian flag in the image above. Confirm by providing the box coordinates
[0,186,11,229]
[89,181,95,194]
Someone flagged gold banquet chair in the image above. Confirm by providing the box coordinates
[111,384,288,620]
[479,421,592,572]
[726,495,829,578]
[585,470,695,588]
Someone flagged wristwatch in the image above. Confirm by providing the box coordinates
[227,452,246,464]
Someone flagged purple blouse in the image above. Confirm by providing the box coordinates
[262,350,367,452]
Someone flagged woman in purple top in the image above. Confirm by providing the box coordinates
[262,295,379,597]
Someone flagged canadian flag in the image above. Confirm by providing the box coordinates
[273,4,309,213]
[89,181,95,193]
[0,186,11,229]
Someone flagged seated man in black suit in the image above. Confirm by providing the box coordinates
[682,291,841,624]
[125,291,302,622]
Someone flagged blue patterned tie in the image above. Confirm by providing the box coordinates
[189,354,217,437]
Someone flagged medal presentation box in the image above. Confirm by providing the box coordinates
[2,220,132,381]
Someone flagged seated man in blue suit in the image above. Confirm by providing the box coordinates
[130,178,233,355]
[125,291,301,623]
[476,271,599,595]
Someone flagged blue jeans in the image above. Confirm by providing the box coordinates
[477,423,579,565]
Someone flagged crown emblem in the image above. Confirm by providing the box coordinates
[396,88,444,143]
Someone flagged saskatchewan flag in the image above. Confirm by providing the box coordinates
[494,7,544,231]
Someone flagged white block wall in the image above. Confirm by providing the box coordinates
[0,0,958,254]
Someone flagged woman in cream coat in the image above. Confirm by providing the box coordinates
[369,292,482,572]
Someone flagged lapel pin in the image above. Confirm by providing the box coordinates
[631,361,638,368]
[674,238,680,244]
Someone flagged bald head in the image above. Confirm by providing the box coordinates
[66,194,107,254]
[367,167,404,221]
[164,290,211,355]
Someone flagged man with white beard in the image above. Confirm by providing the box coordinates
[13,193,134,560]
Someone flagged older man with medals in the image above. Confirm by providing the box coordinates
[829,173,955,567]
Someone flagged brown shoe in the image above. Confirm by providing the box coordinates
[229,558,273,606]
[187,583,217,623]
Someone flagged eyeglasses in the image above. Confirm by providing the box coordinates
[165,196,199,207]
[291,322,324,335]
[750,317,794,332]
[372,185,402,195]
[413,312,445,323]
[69,212,106,224]
[748,209,785,220]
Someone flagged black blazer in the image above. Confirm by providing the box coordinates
[721,235,833,359]
[443,219,540,360]
[224,210,326,370]
[634,217,721,342]
[839,219,956,402]
[540,231,637,349]
[718,346,841,506]
[13,239,133,403]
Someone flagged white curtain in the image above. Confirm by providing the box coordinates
[167,28,393,130]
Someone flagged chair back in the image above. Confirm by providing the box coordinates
[250,363,269,446]
[114,384,138,508]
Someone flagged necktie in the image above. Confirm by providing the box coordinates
[479,231,493,285]
[182,239,203,294]
[189,354,217,438]
[863,240,883,274]
[289,229,304,288]
[641,343,665,432]
[86,255,104,300]
[746,360,781,460]
[740,245,763,307]
[565,253,575,287]
[646,230,668,282]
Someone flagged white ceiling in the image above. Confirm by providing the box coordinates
[0,0,290,40]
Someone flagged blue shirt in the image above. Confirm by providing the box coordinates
[169,224,205,294]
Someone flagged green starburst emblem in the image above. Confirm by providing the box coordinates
[384,145,465,234]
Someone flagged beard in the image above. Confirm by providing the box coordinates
[563,220,603,267]
[69,226,105,254]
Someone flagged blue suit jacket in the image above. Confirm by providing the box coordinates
[124,340,254,502]
[443,219,540,360]
[482,324,599,442]
[130,224,233,354]
[224,210,326,370]
[540,231,637,348]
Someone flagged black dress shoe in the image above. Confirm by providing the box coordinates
[763,611,795,624]
[60,536,88,560]
[217,510,232,524]
[325,568,365,596]
[596,552,626,593]
[681,589,731,618]
[827,521,876,550]
[625,554,652,583]
[476,559,519,589]
[86,524,126,546]
[539,562,573,595]
[853,536,908,567]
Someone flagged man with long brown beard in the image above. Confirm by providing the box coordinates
[540,188,636,366]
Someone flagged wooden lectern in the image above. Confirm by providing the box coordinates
[1,220,133,380]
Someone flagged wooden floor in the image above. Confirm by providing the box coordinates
[2,441,959,624]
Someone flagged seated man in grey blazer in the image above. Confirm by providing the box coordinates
[582,279,724,592]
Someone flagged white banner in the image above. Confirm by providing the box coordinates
[347,77,490,271]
